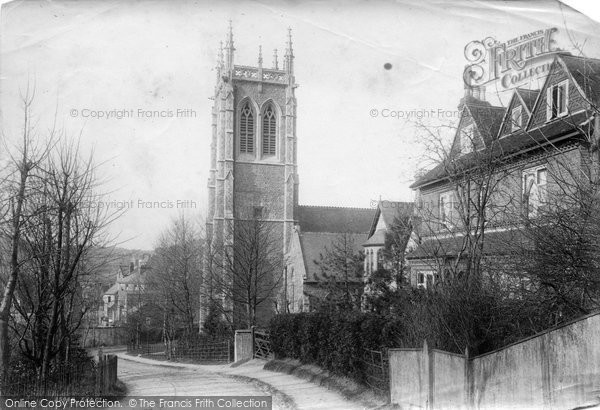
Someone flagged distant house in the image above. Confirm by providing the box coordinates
[284,205,375,312]
[101,255,150,326]
[362,200,416,293]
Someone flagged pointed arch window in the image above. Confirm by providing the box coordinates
[262,104,277,156]
[240,102,255,154]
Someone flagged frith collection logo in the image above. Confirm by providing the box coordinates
[463,28,560,89]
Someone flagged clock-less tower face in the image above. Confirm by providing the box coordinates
[204,26,299,327]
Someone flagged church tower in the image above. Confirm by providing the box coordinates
[203,24,299,328]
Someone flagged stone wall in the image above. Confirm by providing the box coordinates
[389,311,600,409]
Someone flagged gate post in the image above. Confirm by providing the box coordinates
[251,326,256,359]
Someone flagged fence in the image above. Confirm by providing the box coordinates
[80,326,129,347]
[362,348,389,397]
[253,329,273,360]
[127,338,232,363]
[3,351,118,398]
[97,351,119,395]
[388,311,600,409]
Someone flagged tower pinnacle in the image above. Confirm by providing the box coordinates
[273,49,279,70]
[258,45,263,68]
[284,27,294,75]
[225,20,235,72]
[286,27,294,57]
[218,41,224,67]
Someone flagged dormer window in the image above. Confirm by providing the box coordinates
[240,102,255,154]
[546,80,568,121]
[511,106,522,131]
[461,124,474,154]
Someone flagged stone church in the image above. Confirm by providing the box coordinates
[202,25,374,328]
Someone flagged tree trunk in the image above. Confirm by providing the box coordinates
[0,150,29,393]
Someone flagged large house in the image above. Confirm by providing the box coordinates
[407,53,600,288]
[101,255,150,326]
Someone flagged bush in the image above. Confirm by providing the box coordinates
[269,311,412,386]
[4,349,98,397]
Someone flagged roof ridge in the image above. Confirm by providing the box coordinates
[297,204,374,211]
[515,87,539,93]
[302,230,369,235]
[379,199,412,203]
[559,53,600,62]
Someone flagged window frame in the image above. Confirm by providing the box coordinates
[261,103,278,157]
[522,166,548,217]
[546,80,569,121]
[239,100,256,156]
[417,271,435,289]
[511,105,523,131]
[439,191,454,226]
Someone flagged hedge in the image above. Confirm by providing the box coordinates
[268,311,409,385]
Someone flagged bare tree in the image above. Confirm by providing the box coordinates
[408,54,600,352]
[10,138,118,380]
[146,214,203,343]
[413,102,517,285]
[1,90,120,389]
[315,233,364,311]
[208,218,284,329]
[503,59,600,321]
[0,86,52,389]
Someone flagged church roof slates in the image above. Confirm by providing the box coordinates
[298,231,368,282]
[295,205,375,234]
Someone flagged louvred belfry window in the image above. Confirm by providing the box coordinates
[240,102,254,154]
[262,104,277,156]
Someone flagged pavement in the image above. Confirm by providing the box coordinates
[116,351,367,410]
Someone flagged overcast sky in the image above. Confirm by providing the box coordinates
[1,0,599,249]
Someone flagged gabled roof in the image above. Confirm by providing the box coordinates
[516,88,540,112]
[410,109,590,189]
[525,54,599,130]
[295,205,375,234]
[364,229,386,246]
[465,103,505,147]
[117,267,149,285]
[379,201,413,229]
[299,231,367,282]
[559,54,600,104]
[411,54,600,190]
[498,88,540,137]
[119,265,130,277]
[104,284,119,295]
[366,200,413,239]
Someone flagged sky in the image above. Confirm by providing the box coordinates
[1,0,599,249]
